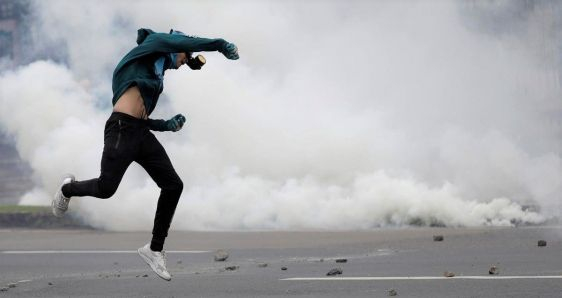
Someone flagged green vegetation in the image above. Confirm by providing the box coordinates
[0,205,50,214]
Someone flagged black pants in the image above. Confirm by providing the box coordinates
[63,112,183,246]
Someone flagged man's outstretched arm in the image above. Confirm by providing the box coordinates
[141,33,239,60]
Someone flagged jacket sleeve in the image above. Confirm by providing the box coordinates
[147,118,168,132]
[141,33,229,55]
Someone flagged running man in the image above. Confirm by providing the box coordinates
[51,28,239,280]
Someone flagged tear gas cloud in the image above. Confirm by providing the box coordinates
[0,0,560,230]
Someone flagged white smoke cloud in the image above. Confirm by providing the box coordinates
[1,0,560,230]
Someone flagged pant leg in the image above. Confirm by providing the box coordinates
[135,131,183,246]
[63,116,135,199]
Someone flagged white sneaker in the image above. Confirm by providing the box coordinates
[52,174,75,218]
[138,243,171,281]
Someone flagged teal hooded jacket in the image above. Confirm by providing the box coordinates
[112,28,233,116]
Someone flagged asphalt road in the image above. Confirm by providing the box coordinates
[1,226,561,297]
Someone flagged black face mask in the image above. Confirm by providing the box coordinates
[187,55,206,70]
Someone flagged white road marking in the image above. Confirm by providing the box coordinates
[282,276,562,281]
[1,250,209,254]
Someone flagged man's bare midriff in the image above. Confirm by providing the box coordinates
[113,86,148,119]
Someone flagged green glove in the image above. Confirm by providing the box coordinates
[223,42,239,60]
[147,114,186,132]
[166,114,186,132]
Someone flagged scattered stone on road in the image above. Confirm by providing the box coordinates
[538,240,547,247]
[0,287,8,292]
[48,282,53,286]
[433,235,444,241]
[142,274,148,277]
[7,283,16,288]
[326,268,343,276]
[281,267,288,271]
[489,265,498,275]
[177,260,182,264]
[443,271,455,277]
[335,258,348,263]
[214,249,229,262]
[388,288,398,296]
[258,263,268,268]
[225,266,239,271]
[113,262,118,265]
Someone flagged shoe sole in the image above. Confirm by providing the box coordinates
[52,189,66,218]
[52,175,75,218]
[138,248,172,281]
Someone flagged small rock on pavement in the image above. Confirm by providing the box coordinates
[433,235,444,242]
[225,266,239,271]
[214,249,229,262]
[142,274,148,277]
[326,268,343,276]
[7,283,16,288]
[281,267,288,271]
[335,258,348,263]
[489,266,498,275]
[0,287,8,292]
[388,288,398,296]
[258,263,268,268]
[443,271,455,277]
[177,260,183,264]
[538,240,547,247]
[48,282,53,286]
